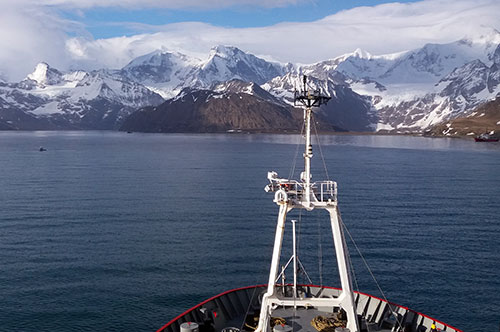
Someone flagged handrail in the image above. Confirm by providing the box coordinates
[268,180,337,203]
[156,285,267,332]
[156,284,463,332]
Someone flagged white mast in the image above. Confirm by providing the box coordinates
[303,105,313,209]
[291,219,298,300]
[259,75,360,332]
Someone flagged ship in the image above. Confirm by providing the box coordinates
[156,76,462,332]
[474,133,499,142]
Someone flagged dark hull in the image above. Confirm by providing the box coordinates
[157,285,462,332]
[474,137,499,142]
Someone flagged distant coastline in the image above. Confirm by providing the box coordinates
[0,128,486,141]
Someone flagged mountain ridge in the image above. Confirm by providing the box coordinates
[427,97,500,137]
[1,30,500,132]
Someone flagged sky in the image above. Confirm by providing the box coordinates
[62,0,418,39]
[0,0,499,81]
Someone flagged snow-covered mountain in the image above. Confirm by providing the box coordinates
[255,28,499,132]
[0,45,291,130]
[263,72,377,131]
[428,97,500,137]
[2,31,500,132]
[120,50,198,99]
[192,46,286,87]
[330,31,500,130]
[120,79,339,133]
[0,64,164,130]
[27,62,65,87]
[120,45,287,99]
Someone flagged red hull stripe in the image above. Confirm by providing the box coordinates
[156,284,462,332]
[156,285,267,332]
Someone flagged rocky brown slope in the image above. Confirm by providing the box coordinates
[120,83,341,133]
[428,98,500,137]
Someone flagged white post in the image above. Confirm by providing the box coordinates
[327,206,359,332]
[256,203,290,332]
[303,107,313,208]
[266,203,289,295]
[291,219,298,300]
[281,266,286,294]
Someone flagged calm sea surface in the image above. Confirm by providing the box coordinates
[0,131,498,332]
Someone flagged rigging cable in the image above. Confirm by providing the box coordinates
[296,209,313,285]
[293,211,300,332]
[338,209,360,295]
[317,216,323,287]
[311,113,327,287]
[337,210,404,329]
[311,114,328,287]
[346,228,360,296]
[288,120,305,181]
[239,229,283,332]
[239,283,261,331]
[312,113,330,181]
[311,111,382,329]
[297,208,302,260]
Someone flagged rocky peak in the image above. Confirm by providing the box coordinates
[213,79,255,94]
[26,62,63,86]
[121,50,196,84]
[196,45,285,86]
[461,27,500,46]
[492,44,500,65]
[439,59,489,100]
[352,48,373,59]
[208,45,243,59]
[212,79,285,106]
[441,59,489,80]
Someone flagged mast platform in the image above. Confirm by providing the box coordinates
[265,172,337,208]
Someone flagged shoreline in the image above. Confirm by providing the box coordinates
[0,128,481,140]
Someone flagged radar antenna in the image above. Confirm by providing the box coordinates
[294,75,331,108]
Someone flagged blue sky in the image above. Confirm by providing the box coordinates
[61,0,418,39]
[1,0,499,80]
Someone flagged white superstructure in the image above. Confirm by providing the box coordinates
[257,76,359,332]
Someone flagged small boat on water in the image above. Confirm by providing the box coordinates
[157,76,462,332]
[474,133,499,142]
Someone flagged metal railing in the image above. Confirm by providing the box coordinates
[268,180,337,203]
[312,181,337,202]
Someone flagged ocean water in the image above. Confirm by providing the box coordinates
[0,131,498,332]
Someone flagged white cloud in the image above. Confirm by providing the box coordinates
[0,2,86,81]
[25,0,306,9]
[1,0,499,81]
[66,0,500,69]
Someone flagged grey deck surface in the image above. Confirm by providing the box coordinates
[270,307,331,332]
[269,307,393,332]
[216,306,397,332]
